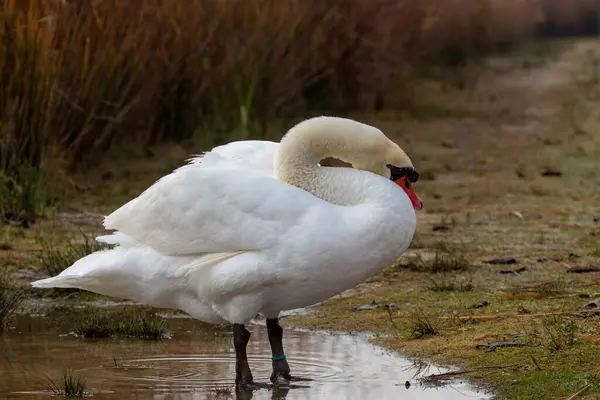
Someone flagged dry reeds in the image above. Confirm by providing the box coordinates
[0,0,597,220]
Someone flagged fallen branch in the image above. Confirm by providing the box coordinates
[476,341,534,352]
[421,364,521,383]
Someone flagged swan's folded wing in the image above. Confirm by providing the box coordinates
[189,140,278,176]
[103,162,326,256]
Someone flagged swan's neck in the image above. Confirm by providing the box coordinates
[275,126,360,177]
[274,117,382,205]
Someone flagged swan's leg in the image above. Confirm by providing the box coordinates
[233,324,254,386]
[267,318,291,384]
[267,318,313,384]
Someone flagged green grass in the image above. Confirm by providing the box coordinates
[73,309,167,340]
[46,369,88,397]
[39,231,108,277]
[408,309,443,339]
[495,371,597,400]
[426,275,473,292]
[538,315,579,351]
[404,243,471,273]
[0,271,23,332]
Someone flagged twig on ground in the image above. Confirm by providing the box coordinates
[530,355,542,371]
[421,364,521,383]
[565,383,591,400]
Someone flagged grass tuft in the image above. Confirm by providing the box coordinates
[405,243,471,273]
[0,271,23,332]
[539,315,579,351]
[426,276,473,292]
[408,309,443,339]
[0,167,52,227]
[46,369,88,397]
[73,309,167,340]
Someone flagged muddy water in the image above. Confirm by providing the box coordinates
[0,313,489,399]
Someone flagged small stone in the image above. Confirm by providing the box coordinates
[353,301,380,312]
[582,298,600,309]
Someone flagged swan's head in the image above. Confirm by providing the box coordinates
[277,116,423,210]
[347,125,423,211]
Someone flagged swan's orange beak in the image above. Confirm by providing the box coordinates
[395,177,423,211]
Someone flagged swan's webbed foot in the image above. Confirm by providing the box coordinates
[270,360,313,384]
[270,369,291,385]
[270,356,291,384]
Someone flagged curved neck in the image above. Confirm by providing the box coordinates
[274,117,381,204]
[275,118,371,173]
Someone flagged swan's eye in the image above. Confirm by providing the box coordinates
[386,164,419,183]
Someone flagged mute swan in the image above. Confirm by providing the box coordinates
[31,116,422,387]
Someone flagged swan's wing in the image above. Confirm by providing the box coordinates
[189,140,279,175]
[103,155,330,256]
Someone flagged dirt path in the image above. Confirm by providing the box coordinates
[395,38,600,259]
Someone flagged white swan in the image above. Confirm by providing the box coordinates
[31,116,422,387]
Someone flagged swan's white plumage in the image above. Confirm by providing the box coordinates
[31,117,418,324]
[102,156,343,256]
[202,140,279,175]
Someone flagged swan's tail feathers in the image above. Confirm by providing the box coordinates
[30,247,186,309]
[30,248,149,300]
[30,249,114,292]
[31,275,93,289]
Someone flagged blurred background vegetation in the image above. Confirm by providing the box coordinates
[0,0,598,224]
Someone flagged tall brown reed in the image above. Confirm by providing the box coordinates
[0,0,60,220]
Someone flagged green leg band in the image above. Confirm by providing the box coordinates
[272,355,286,361]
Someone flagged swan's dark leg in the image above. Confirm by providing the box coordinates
[234,324,254,386]
[267,318,291,384]
[267,318,313,384]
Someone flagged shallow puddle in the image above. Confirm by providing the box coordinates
[0,312,489,399]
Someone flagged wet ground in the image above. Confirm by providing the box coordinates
[0,311,488,399]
